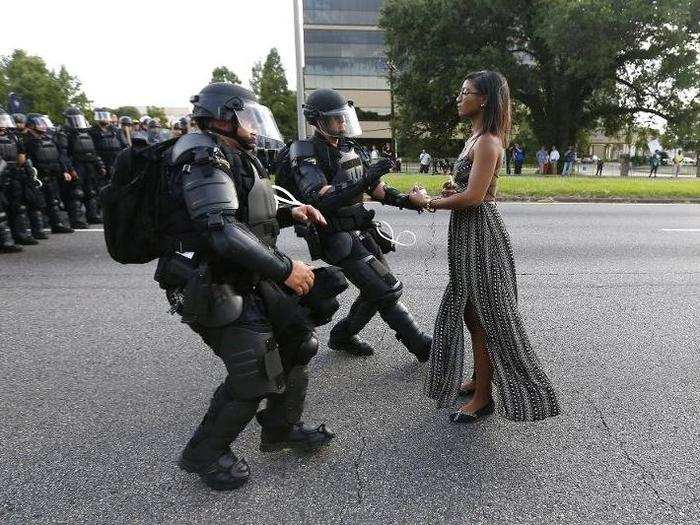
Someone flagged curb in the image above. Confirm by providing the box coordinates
[498,196,700,204]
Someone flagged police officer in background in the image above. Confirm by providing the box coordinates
[89,108,127,177]
[118,116,133,146]
[1,110,25,253]
[8,113,48,240]
[0,108,38,247]
[23,113,74,234]
[150,82,334,491]
[289,88,431,362]
[59,108,107,224]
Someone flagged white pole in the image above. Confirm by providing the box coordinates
[293,0,306,139]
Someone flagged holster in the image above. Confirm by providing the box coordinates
[294,222,323,260]
[368,222,396,254]
[324,204,375,233]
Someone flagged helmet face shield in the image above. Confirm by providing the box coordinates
[94,110,111,123]
[315,104,362,138]
[234,101,284,146]
[66,115,90,129]
[0,114,16,129]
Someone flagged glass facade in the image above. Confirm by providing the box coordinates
[303,0,383,26]
[302,0,391,139]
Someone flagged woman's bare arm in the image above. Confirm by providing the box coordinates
[428,136,501,211]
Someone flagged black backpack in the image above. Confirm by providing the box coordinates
[100,138,178,264]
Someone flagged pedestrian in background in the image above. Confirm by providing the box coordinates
[595,156,604,176]
[649,150,661,178]
[513,143,524,174]
[419,149,431,173]
[549,146,560,175]
[536,146,548,174]
[505,142,514,174]
[673,150,683,177]
[562,146,575,176]
[370,145,379,162]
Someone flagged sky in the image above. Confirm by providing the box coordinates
[1,0,299,109]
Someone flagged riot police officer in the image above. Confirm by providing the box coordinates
[288,88,431,361]
[149,82,334,491]
[23,114,74,234]
[88,108,127,176]
[0,112,22,253]
[8,113,48,240]
[59,108,107,224]
[118,116,133,146]
[0,108,37,246]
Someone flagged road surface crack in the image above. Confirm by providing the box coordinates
[353,412,368,504]
[587,396,683,517]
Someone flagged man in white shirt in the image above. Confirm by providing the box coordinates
[419,150,431,173]
[549,146,560,174]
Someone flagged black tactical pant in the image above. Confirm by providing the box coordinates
[74,161,105,222]
[183,292,312,467]
[37,169,71,229]
[1,169,34,242]
[328,230,427,353]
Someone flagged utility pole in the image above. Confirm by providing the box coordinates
[293,0,306,139]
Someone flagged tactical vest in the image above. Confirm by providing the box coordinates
[68,130,98,161]
[0,134,18,163]
[29,135,61,171]
[93,127,123,153]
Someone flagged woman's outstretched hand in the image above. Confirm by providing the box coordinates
[442,180,458,197]
[409,185,431,209]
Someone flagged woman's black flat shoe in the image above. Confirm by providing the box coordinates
[449,400,495,423]
[457,387,475,397]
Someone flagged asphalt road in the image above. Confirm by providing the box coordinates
[1,203,698,525]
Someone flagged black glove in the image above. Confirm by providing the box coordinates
[364,157,393,188]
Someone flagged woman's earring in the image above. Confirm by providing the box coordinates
[480,103,486,108]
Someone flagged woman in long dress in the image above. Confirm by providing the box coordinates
[410,71,560,423]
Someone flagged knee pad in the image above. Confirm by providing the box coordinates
[219,327,285,400]
[342,253,403,307]
[72,187,85,200]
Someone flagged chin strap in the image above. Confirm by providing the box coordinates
[374,220,417,247]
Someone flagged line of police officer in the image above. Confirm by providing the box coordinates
[0,106,129,253]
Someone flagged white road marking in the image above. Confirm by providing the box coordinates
[76,229,104,232]
[660,228,700,232]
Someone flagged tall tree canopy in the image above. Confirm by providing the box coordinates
[256,48,297,141]
[210,66,242,85]
[0,49,91,122]
[380,0,700,152]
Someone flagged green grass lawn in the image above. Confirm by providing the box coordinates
[382,173,700,200]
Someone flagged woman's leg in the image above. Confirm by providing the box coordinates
[459,303,493,411]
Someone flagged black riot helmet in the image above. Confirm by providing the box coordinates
[303,88,362,138]
[26,113,50,133]
[12,113,27,127]
[63,107,90,130]
[0,106,16,129]
[119,116,133,127]
[190,82,284,149]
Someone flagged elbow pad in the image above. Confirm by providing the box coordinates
[209,220,292,282]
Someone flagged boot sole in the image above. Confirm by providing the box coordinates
[260,437,333,453]
[178,458,250,491]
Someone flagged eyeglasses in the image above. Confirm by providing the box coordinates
[458,88,481,98]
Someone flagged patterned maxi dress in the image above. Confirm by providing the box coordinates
[424,140,560,421]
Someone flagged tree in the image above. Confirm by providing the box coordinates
[146,106,168,125]
[257,48,297,140]
[0,49,91,123]
[113,106,141,120]
[380,0,700,152]
[210,66,241,85]
[250,61,263,97]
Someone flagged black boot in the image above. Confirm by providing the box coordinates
[48,206,73,234]
[328,297,377,356]
[379,302,432,362]
[67,198,88,229]
[28,210,49,239]
[178,384,259,491]
[10,209,38,245]
[0,214,22,253]
[85,197,103,224]
[257,365,335,452]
